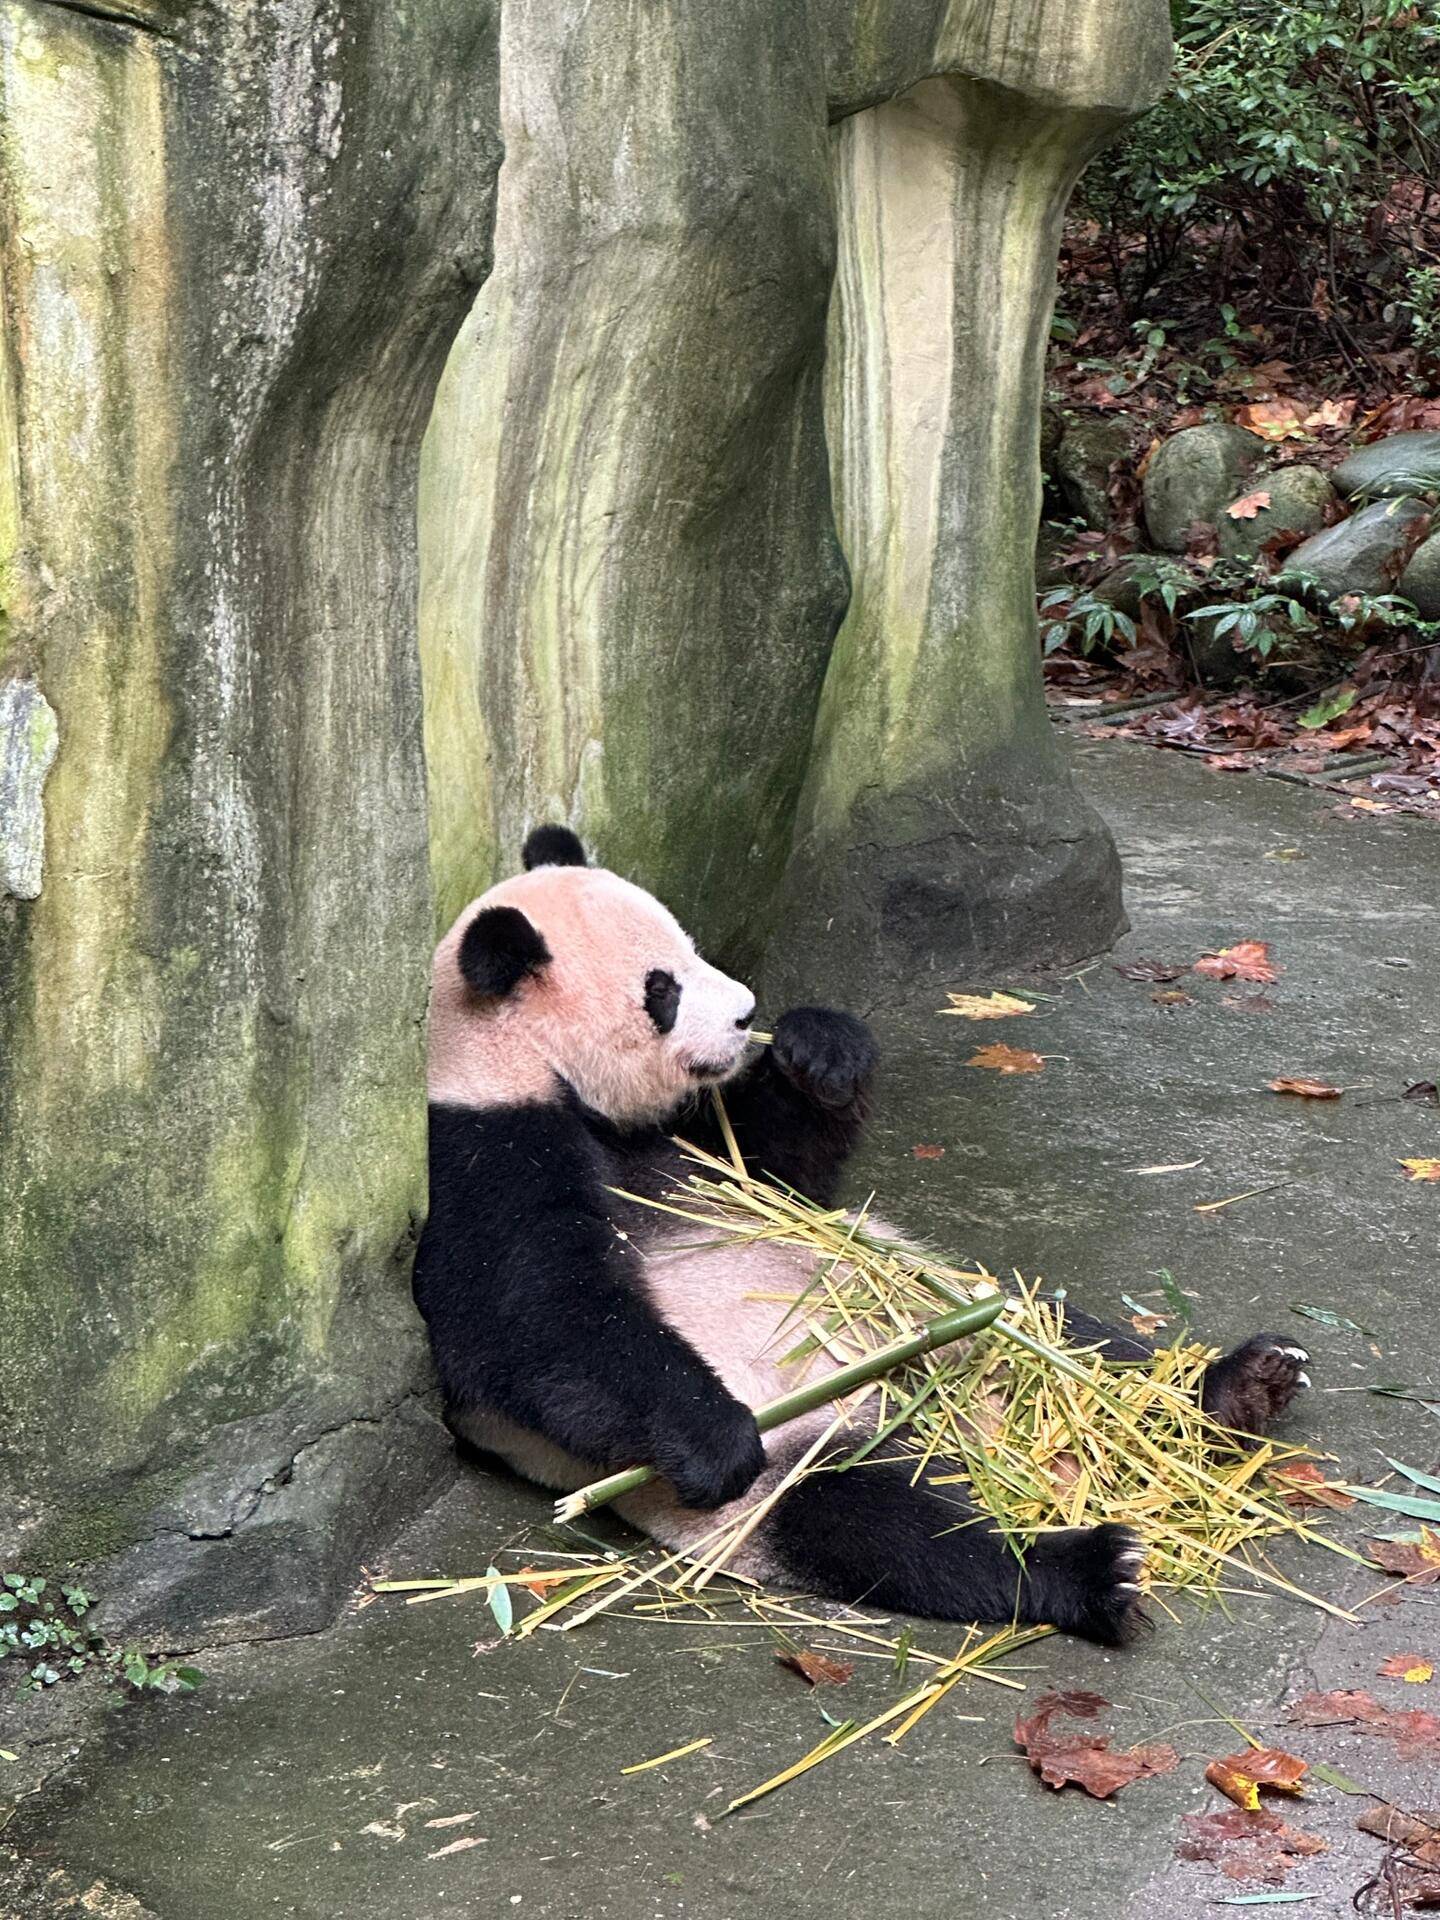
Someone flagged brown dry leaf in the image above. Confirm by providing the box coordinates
[1115,958,1190,982]
[1236,399,1310,442]
[1177,1809,1327,1885]
[1129,1312,1167,1337]
[911,1143,945,1161]
[967,1043,1045,1075]
[1206,1748,1309,1812]
[777,1648,854,1688]
[1222,992,1277,1015]
[941,991,1035,1020]
[1227,489,1274,520]
[1194,941,1281,984]
[1288,1689,1440,1760]
[427,1835,487,1860]
[1152,989,1194,1009]
[1403,1082,1440,1105]
[1269,1077,1343,1100]
[1014,1691,1180,1799]
[1304,398,1357,429]
[1381,1655,1435,1685]
[1358,1804,1440,1865]
[1401,1159,1440,1182]
[1348,796,1395,814]
[1271,1462,1357,1511]
[1370,1530,1440,1586]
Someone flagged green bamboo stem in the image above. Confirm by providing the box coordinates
[552,1290,1008,1524]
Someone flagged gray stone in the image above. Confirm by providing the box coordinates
[1286,496,1432,599]
[1142,423,1264,552]
[1052,415,1140,529]
[1,0,501,1631]
[1333,429,1440,500]
[1398,529,1440,618]
[1217,464,1337,562]
[0,679,58,899]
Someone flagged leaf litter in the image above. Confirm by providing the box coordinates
[1013,1690,1179,1799]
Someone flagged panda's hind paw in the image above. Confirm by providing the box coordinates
[1026,1522,1150,1648]
[1202,1334,1310,1438]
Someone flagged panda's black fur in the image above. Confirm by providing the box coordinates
[413,827,1311,1646]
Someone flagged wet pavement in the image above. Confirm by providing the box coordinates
[4,737,1438,1919]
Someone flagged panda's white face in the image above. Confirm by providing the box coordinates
[427,843,757,1127]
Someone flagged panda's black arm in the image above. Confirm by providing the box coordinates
[685,1007,876,1206]
[414,1103,765,1510]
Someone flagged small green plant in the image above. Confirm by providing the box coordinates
[1188,588,1320,660]
[0,1573,202,1695]
[1039,588,1137,656]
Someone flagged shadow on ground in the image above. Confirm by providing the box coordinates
[4,738,1438,1920]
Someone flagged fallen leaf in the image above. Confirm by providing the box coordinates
[967,1044,1045,1075]
[1129,1312,1167,1337]
[1115,958,1190,982]
[1401,1160,1440,1182]
[1153,989,1195,1008]
[425,1811,482,1829]
[1290,1301,1372,1336]
[1357,1804,1440,1863]
[1206,1748,1309,1812]
[427,1836,487,1859]
[1271,1463,1357,1512]
[1304,398,1356,429]
[1288,1690,1440,1760]
[1402,1082,1439,1105]
[940,991,1035,1020]
[361,1821,407,1842]
[1177,1809,1327,1885]
[1222,993,1277,1015]
[1014,1691,1179,1799]
[1195,942,1281,984]
[1227,489,1274,520]
[1297,686,1358,731]
[777,1647,855,1687]
[1236,399,1311,442]
[1269,1078,1343,1100]
[1380,1655,1435,1685]
[1370,1530,1440,1586]
[911,1144,945,1160]
[1348,796,1395,814]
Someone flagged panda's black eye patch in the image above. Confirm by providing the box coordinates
[644,969,681,1035]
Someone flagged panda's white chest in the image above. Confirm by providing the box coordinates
[638,1226,852,1413]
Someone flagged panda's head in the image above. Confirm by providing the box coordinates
[427,825,757,1126]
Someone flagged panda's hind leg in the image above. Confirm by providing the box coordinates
[766,1454,1147,1647]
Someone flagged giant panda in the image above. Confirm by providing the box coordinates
[413,825,1311,1646]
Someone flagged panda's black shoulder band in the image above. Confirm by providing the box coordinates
[523,824,588,870]
[459,906,551,998]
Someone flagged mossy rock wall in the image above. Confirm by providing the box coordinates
[0,0,500,1616]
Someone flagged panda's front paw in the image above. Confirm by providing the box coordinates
[651,1396,766,1511]
[771,1008,877,1113]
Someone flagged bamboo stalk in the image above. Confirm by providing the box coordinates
[552,1290,1008,1524]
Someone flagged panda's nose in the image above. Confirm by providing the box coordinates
[735,1003,756,1030]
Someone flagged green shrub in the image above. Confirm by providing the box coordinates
[1078,0,1440,356]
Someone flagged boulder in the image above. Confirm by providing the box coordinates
[1285,497,1432,600]
[1052,416,1141,529]
[1143,423,1265,552]
[1217,465,1337,563]
[1398,530,1440,619]
[1333,430,1440,501]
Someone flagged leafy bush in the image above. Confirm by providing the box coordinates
[1078,0,1440,358]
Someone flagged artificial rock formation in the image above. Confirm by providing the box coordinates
[0,0,499,1629]
[422,0,1171,988]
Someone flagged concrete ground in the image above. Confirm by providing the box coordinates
[4,736,1439,1920]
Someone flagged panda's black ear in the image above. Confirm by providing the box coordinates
[522,824,587,870]
[458,906,551,998]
